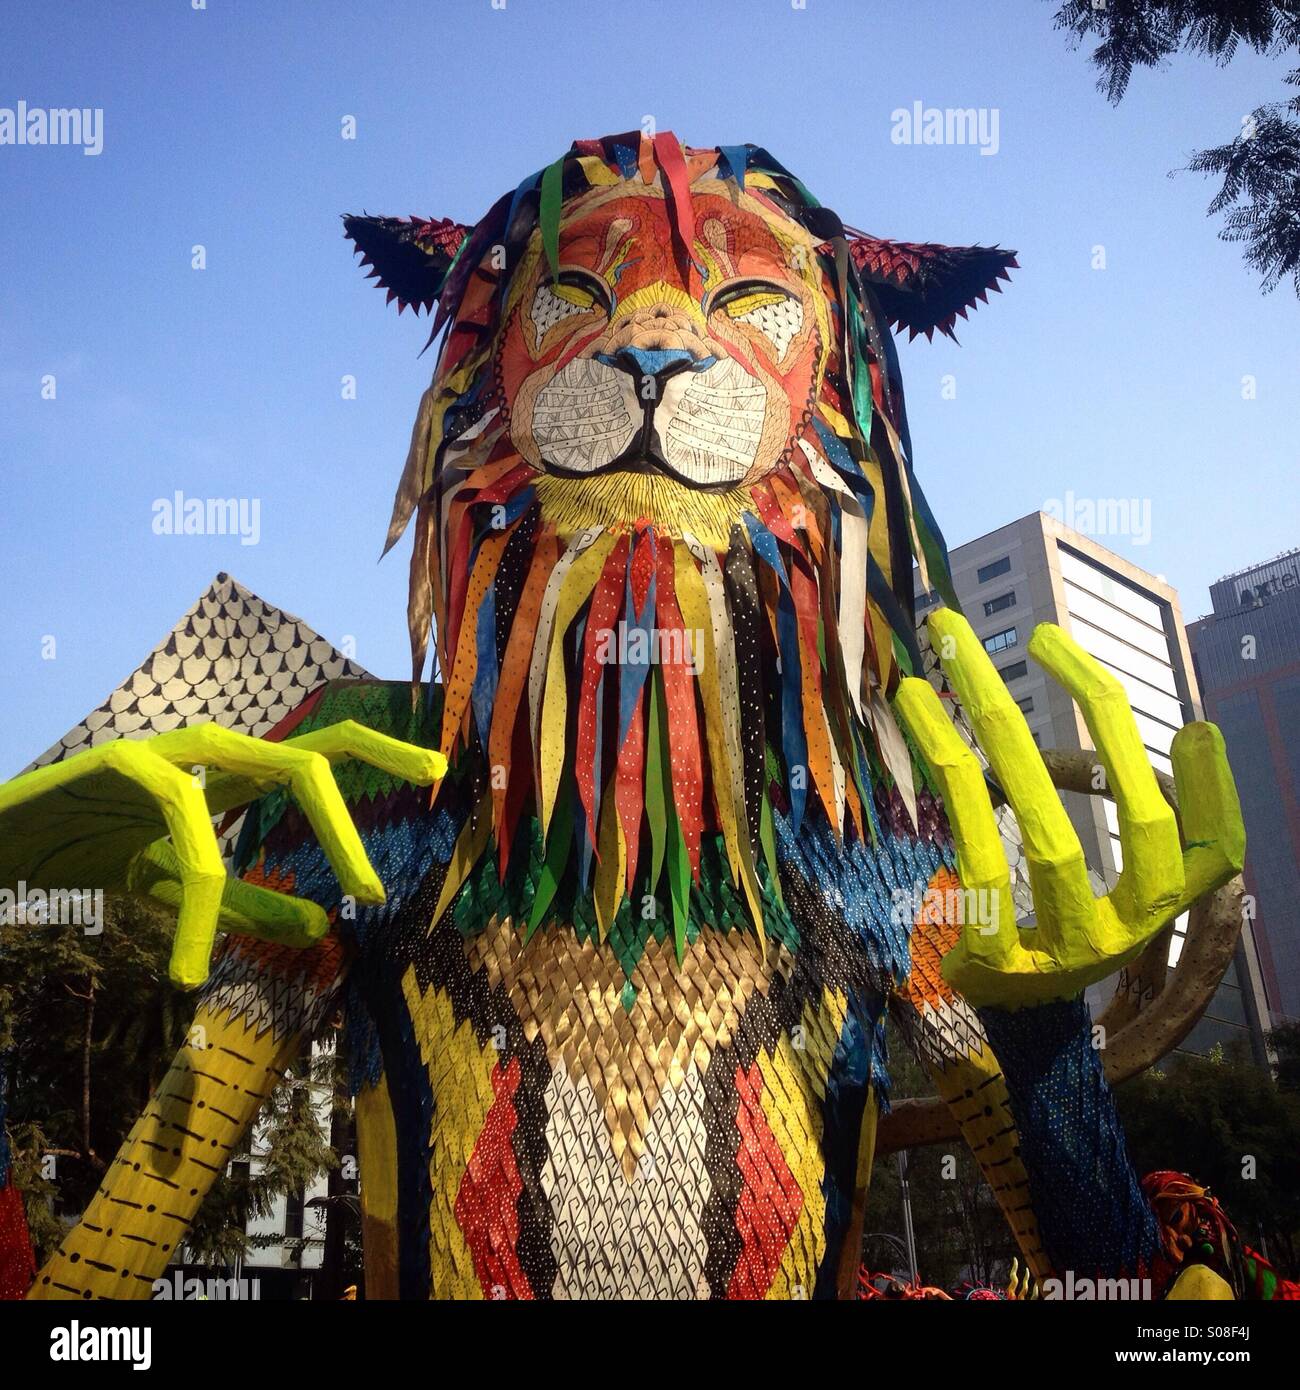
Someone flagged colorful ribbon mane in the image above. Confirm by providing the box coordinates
[382,133,967,959]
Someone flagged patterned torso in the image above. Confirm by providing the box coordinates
[235,681,952,1301]
[358,905,876,1299]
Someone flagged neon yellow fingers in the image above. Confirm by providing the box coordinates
[129,840,330,949]
[0,720,450,993]
[927,610,1093,951]
[906,613,1239,1009]
[0,740,224,987]
[893,675,1073,1005]
[1170,721,1246,905]
[1027,625,1182,926]
[95,742,228,989]
[139,721,449,980]
[146,725,386,906]
[892,676,1015,970]
[285,720,448,783]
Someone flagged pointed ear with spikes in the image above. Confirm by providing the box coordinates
[845,235,1018,342]
[342,215,472,315]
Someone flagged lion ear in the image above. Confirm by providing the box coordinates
[846,235,1017,342]
[342,214,472,315]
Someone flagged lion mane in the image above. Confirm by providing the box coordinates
[344,131,1016,949]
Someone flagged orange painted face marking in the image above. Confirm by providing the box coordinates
[492,188,825,490]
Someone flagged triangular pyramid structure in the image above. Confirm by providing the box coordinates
[25,573,372,772]
[0,576,372,1299]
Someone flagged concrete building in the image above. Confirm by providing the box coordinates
[1188,549,1300,1027]
[917,512,1272,1064]
[172,1048,335,1300]
[231,1072,333,1299]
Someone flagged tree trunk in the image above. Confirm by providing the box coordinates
[80,982,94,1159]
[315,1082,354,1300]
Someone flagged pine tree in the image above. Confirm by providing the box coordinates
[1,897,348,1284]
[1053,0,1300,297]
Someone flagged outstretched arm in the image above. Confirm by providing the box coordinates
[1,683,446,1299]
[894,611,1244,1286]
[0,716,445,989]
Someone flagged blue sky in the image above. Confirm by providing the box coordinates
[1,0,1296,775]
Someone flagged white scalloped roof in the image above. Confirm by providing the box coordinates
[26,573,372,772]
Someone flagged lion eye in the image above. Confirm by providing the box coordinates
[717,286,805,360]
[531,273,607,345]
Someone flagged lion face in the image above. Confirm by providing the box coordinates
[496,183,829,493]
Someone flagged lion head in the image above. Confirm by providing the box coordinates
[499,179,828,492]
[345,132,1015,942]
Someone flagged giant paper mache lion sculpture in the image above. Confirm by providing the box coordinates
[1,131,1289,1302]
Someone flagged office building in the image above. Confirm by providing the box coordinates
[1188,550,1300,1026]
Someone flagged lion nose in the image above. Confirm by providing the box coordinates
[599,346,711,404]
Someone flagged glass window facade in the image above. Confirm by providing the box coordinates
[1066,614,1180,697]
[977,555,1011,584]
[983,626,1018,655]
[1054,551,1195,756]
[1059,547,1164,628]
[984,591,1017,617]
[1062,581,1170,662]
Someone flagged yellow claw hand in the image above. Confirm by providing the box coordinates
[892,611,1244,1010]
[0,721,447,990]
